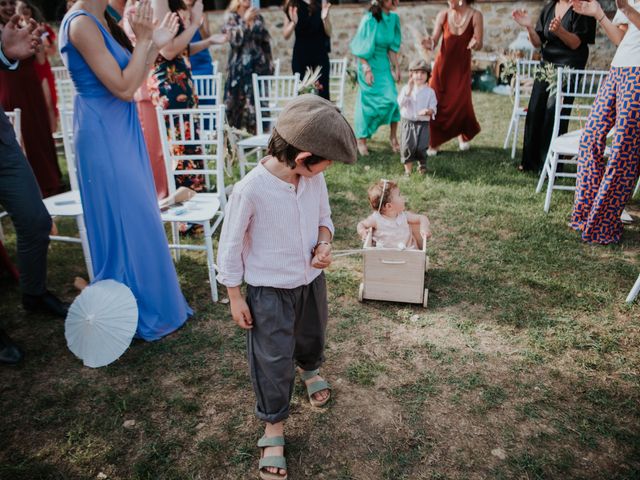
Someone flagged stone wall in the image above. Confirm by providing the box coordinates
[205,1,617,74]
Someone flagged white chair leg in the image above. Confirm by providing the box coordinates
[171,221,181,262]
[536,151,551,193]
[511,116,520,159]
[76,215,94,281]
[626,274,640,303]
[544,153,558,213]
[503,116,514,150]
[203,222,218,302]
[238,146,247,178]
[633,177,640,198]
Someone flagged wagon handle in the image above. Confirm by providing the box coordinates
[381,260,407,265]
[363,228,373,249]
[421,233,428,253]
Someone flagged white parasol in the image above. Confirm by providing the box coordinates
[65,280,138,368]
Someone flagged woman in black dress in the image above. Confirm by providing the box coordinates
[512,1,596,172]
[283,0,332,100]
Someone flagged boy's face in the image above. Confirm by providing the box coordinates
[293,153,333,177]
[410,70,428,85]
[384,188,405,214]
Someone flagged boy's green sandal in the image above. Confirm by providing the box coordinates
[299,369,332,407]
[258,435,287,480]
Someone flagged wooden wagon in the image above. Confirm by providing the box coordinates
[357,228,429,307]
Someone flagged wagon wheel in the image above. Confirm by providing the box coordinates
[425,255,430,271]
[358,283,364,302]
[422,288,429,308]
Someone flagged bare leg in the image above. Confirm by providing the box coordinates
[357,138,369,156]
[390,122,399,152]
[404,162,413,175]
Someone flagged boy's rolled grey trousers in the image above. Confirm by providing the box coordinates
[246,273,328,423]
[400,119,430,166]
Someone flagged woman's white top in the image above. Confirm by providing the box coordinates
[372,211,418,250]
[611,1,640,68]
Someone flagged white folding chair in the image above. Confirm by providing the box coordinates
[192,73,223,106]
[211,60,219,75]
[156,106,227,302]
[51,66,69,83]
[329,57,348,111]
[56,78,76,114]
[41,109,94,279]
[536,67,609,213]
[0,109,22,241]
[503,59,537,159]
[627,274,640,304]
[237,73,300,177]
[273,58,281,76]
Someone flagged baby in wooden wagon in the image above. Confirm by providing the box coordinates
[356,179,431,249]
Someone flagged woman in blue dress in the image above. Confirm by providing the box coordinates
[60,0,193,341]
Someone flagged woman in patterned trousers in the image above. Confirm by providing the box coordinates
[570,0,640,244]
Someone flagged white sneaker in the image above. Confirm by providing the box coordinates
[427,148,438,157]
[458,140,470,151]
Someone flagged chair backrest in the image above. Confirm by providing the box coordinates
[59,109,80,191]
[192,74,223,105]
[273,58,281,76]
[155,106,227,206]
[514,59,538,109]
[51,66,70,83]
[211,60,219,75]
[5,108,22,146]
[56,78,76,112]
[329,58,348,110]
[551,67,608,139]
[252,73,300,136]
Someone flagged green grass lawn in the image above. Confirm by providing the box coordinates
[0,90,638,480]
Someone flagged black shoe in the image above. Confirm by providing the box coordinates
[0,330,24,365]
[22,291,69,318]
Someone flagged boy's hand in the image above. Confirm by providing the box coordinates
[311,243,332,269]
[227,287,252,329]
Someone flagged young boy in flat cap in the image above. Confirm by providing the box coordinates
[398,59,438,175]
[217,94,357,480]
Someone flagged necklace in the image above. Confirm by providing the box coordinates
[449,8,471,30]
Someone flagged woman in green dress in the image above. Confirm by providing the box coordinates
[350,0,401,156]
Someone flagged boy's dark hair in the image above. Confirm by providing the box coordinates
[368,180,398,211]
[267,128,327,170]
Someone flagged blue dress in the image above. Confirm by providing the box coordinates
[190,29,214,76]
[60,10,192,341]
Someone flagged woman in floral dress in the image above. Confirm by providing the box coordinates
[222,0,273,133]
[149,0,204,192]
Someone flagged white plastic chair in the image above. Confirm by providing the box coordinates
[0,109,22,241]
[273,58,281,76]
[192,73,223,106]
[503,59,537,159]
[211,60,219,75]
[329,57,348,111]
[536,67,609,213]
[237,73,300,177]
[155,106,227,302]
[41,109,94,279]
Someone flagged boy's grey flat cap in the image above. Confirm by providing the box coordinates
[274,94,357,165]
[409,59,430,72]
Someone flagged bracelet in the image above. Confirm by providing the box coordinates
[313,241,331,254]
[598,13,606,23]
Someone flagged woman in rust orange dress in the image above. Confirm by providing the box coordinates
[422,0,483,155]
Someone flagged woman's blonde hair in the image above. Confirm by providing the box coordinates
[226,0,242,13]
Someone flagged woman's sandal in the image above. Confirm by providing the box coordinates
[299,369,332,407]
[258,435,287,480]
